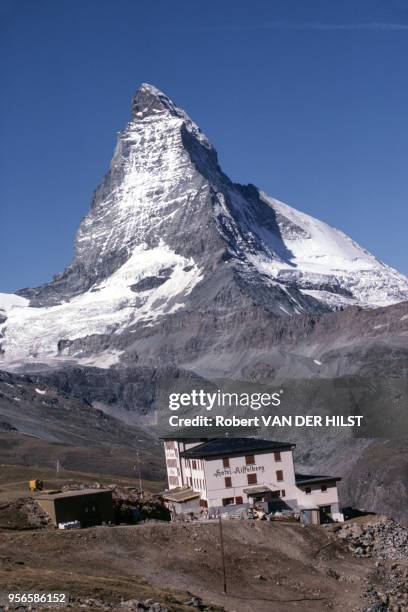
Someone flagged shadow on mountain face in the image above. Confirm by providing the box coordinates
[235,183,296,266]
[181,125,296,267]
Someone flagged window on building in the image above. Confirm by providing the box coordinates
[166,458,178,468]
[165,441,174,450]
[168,476,179,486]
[247,473,257,485]
[225,476,232,488]
[235,496,243,504]
[276,470,283,482]
[222,457,230,468]
[245,455,255,465]
[305,486,312,495]
[274,451,281,462]
[321,484,327,492]
[222,497,235,506]
[281,490,286,498]
[192,460,197,470]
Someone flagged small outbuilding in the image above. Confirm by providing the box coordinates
[162,487,201,517]
[36,488,114,527]
[299,505,321,525]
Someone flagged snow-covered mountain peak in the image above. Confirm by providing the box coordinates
[130,83,213,151]
[131,83,178,117]
[1,84,408,367]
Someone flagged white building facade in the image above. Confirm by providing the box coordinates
[163,436,341,521]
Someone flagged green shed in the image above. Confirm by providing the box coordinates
[36,488,114,527]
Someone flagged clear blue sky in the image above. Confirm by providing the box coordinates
[1,0,408,292]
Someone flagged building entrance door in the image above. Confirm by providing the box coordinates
[319,505,332,524]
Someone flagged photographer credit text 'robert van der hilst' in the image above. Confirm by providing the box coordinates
[167,389,364,429]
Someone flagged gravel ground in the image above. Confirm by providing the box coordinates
[327,516,408,611]
[0,520,370,611]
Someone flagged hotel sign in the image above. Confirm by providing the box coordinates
[214,465,265,477]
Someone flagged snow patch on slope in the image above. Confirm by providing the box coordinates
[263,194,381,272]
[0,293,29,312]
[0,244,202,363]
[250,193,408,308]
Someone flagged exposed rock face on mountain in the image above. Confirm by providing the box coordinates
[1,83,408,367]
[0,370,164,480]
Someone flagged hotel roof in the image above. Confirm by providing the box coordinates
[162,487,201,503]
[180,437,295,459]
[36,488,112,500]
[160,426,260,441]
[295,474,341,485]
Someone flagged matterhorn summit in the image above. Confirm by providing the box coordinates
[1,83,408,367]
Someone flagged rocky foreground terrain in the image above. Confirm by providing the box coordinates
[1,511,408,611]
[1,473,407,611]
[0,518,373,611]
[327,517,408,611]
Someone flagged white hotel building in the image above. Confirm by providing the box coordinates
[162,435,341,522]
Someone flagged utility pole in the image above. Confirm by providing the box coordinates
[218,515,227,594]
[134,452,143,499]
